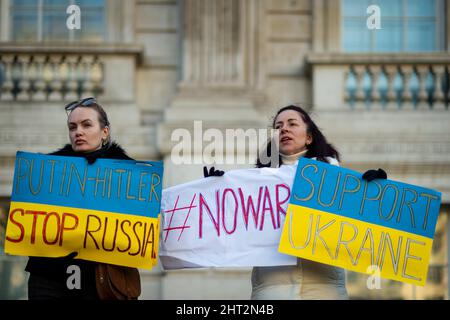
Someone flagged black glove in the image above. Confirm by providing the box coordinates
[85,153,98,164]
[203,166,225,178]
[362,168,387,182]
[60,251,78,260]
[83,147,106,164]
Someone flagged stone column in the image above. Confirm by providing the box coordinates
[181,0,244,87]
[176,0,268,94]
[159,0,267,187]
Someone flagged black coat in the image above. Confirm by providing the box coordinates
[25,142,133,298]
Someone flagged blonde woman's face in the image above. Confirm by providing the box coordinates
[274,110,312,156]
[67,107,109,153]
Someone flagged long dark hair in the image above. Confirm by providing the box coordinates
[256,105,340,168]
[87,102,112,147]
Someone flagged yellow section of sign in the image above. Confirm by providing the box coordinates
[5,201,159,270]
[279,204,432,286]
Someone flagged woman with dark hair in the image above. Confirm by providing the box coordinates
[249,104,386,299]
[256,105,340,168]
[205,104,387,298]
[25,97,140,300]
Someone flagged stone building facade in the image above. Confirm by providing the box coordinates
[0,0,449,299]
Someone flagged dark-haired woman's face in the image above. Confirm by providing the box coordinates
[68,107,109,153]
[274,110,312,156]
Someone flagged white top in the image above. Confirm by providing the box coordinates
[251,151,347,300]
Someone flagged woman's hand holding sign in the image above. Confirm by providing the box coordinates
[203,166,225,178]
[362,168,388,182]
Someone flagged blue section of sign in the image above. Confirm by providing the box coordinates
[290,158,441,239]
[11,151,164,218]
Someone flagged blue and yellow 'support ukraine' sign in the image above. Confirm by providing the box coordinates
[279,158,441,286]
[4,151,163,270]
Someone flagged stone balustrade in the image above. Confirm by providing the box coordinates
[307,53,450,111]
[0,53,103,102]
[0,43,143,102]
[344,64,449,110]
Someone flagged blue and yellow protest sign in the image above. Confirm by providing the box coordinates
[4,151,163,269]
[279,158,441,286]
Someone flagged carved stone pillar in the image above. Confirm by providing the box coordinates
[159,0,267,186]
[167,0,267,106]
[181,0,250,88]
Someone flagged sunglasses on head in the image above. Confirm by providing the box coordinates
[64,97,97,114]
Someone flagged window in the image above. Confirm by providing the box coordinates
[342,0,445,52]
[432,231,443,253]
[0,197,11,254]
[427,265,444,284]
[10,0,105,42]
